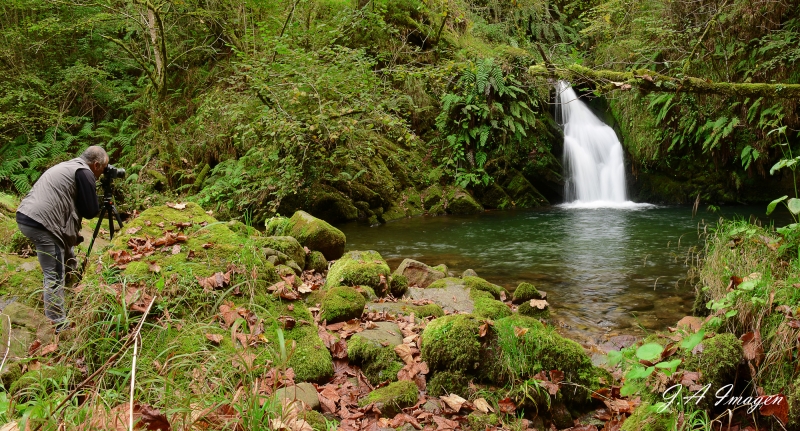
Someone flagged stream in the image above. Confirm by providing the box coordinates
[338,205,790,341]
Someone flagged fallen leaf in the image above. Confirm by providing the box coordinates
[760,394,788,425]
[529,299,549,309]
[473,397,493,413]
[205,333,223,345]
[166,202,187,210]
[125,226,142,235]
[498,397,516,414]
[197,271,231,291]
[741,331,765,366]
[513,326,529,337]
[148,261,161,273]
[171,244,181,255]
[440,394,466,412]
[28,339,42,356]
[88,402,171,430]
[41,343,58,356]
[394,344,415,366]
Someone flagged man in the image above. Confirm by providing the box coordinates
[16,146,109,330]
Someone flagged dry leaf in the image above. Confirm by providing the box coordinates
[125,226,142,235]
[473,397,493,413]
[394,344,415,366]
[41,343,58,356]
[171,244,181,255]
[529,299,549,309]
[166,202,187,210]
[741,331,765,366]
[205,333,223,345]
[148,261,161,273]
[513,326,529,337]
[440,394,466,412]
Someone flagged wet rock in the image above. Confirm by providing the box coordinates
[444,187,483,215]
[259,236,306,268]
[364,300,444,318]
[392,258,445,288]
[461,269,478,278]
[355,321,403,348]
[406,285,474,314]
[273,382,320,411]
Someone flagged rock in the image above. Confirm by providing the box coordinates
[265,216,290,236]
[406,285,474,314]
[430,276,504,299]
[512,282,543,304]
[517,299,550,319]
[259,236,306,268]
[320,286,366,323]
[549,402,573,429]
[355,322,404,348]
[364,300,444,318]
[304,250,327,273]
[273,382,320,411]
[388,274,408,297]
[421,314,483,372]
[444,187,483,215]
[427,370,470,397]
[324,250,390,294]
[307,184,359,223]
[348,324,404,385]
[0,302,54,385]
[285,211,346,260]
[392,259,446,288]
[461,269,478,278]
[358,380,418,417]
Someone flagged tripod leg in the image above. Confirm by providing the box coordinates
[107,201,115,240]
[82,205,108,277]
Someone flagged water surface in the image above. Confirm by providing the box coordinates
[339,205,788,339]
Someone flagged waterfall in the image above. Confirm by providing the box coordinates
[557,81,633,207]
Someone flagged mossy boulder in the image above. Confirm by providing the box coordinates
[472,182,512,209]
[0,254,42,299]
[462,276,504,299]
[484,315,597,397]
[307,184,359,223]
[683,333,743,391]
[365,300,444,318]
[471,290,512,320]
[259,236,306,268]
[388,274,408,297]
[324,250,390,294]
[285,211,346,260]
[348,327,404,385]
[421,314,482,373]
[444,187,483,215]
[319,286,366,323]
[227,220,259,238]
[428,370,470,397]
[517,300,550,319]
[512,282,543,303]
[421,185,443,209]
[392,258,445,288]
[304,250,328,273]
[265,216,290,236]
[0,302,54,386]
[359,380,419,417]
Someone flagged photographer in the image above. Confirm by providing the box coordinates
[15,146,109,331]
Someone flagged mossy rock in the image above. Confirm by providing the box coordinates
[285,211,346,260]
[93,202,278,286]
[320,286,366,323]
[388,274,408,297]
[517,300,550,319]
[428,370,471,397]
[444,187,483,215]
[304,250,327,273]
[0,254,42,299]
[359,380,419,417]
[226,220,259,238]
[422,185,442,208]
[392,258,445,288]
[683,333,742,394]
[324,250,390,294]
[265,216,290,236]
[620,403,677,431]
[1,302,54,386]
[347,333,403,385]
[472,182,512,210]
[462,276,504,299]
[484,315,597,397]
[421,314,482,373]
[512,282,543,303]
[471,291,512,320]
[365,300,444,319]
[307,184,359,223]
[299,410,327,431]
[259,236,306,268]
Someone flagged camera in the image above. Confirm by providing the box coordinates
[104,164,126,180]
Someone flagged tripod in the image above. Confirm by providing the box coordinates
[80,178,123,279]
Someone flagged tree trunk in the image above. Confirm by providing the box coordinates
[528,63,800,99]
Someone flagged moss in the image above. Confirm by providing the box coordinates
[227,220,259,238]
[487,315,596,397]
[427,277,462,289]
[444,187,483,215]
[300,410,327,431]
[389,274,408,297]
[467,413,500,431]
[463,276,504,299]
[259,236,306,268]
[285,210,346,260]
[287,323,334,382]
[0,192,18,217]
[265,216,290,236]
[421,314,482,372]
[427,371,470,397]
[517,301,550,319]
[512,282,542,303]
[358,286,378,301]
[431,264,448,275]
[411,303,444,318]
[320,286,366,323]
[620,403,677,431]
[0,254,43,301]
[472,293,512,320]
[304,250,327,273]
[359,380,419,416]
[422,185,442,208]
[307,184,359,223]
[683,333,742,390]
[347,334,403,385]
[323,250,390,294]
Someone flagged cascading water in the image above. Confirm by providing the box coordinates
[557,81,633,207]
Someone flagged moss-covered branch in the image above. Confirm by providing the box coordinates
[529,64,800,99]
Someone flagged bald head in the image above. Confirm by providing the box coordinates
[81,146,109,180]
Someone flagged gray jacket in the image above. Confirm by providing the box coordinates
[17,158,90,249]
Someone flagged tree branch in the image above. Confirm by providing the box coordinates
[528,63,800,99]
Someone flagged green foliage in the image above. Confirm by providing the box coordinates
[434,58,539,186]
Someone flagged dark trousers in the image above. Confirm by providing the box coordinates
[16,223,73,325]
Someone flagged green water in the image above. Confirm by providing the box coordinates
[338,205,789,338]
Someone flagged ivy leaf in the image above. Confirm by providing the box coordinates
[635,343,664,362]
